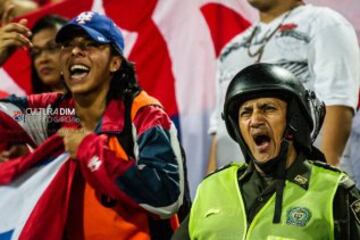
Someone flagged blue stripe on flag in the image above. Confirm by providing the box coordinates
[0,230,14,240]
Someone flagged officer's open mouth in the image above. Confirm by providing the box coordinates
[253,134,271,146]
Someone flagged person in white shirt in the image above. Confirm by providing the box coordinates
[207,0,360,172]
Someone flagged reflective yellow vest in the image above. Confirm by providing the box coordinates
[189,162,344,240]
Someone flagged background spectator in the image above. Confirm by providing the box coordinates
[207,0,360,172]
[0,0,38,19]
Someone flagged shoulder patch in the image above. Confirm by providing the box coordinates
[310,160,342,173]
[351,199,360,224]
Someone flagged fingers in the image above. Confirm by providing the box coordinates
[0,148,13,162]
[57,128,67,138]
[57,128,73,157]
[0,145,29,162]
[0,38,30,51]
[0,4,32,50]
[18,18,28,26]
[0,155,8,163]
[58,128,90,159]
[1,4,14,26]
[4,145,20,157]
[0,21,32,51]
[58,128,86,137]
[9,144,29,157]
[4,20,32,36]
[0,150,11,159]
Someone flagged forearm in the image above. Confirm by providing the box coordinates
[0,49,11,66]
[321,106,353,166]
[207,134,217,174]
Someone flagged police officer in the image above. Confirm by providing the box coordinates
[172,63,360,240]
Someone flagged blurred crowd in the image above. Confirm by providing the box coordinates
[0,0,63,19]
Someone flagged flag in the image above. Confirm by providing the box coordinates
[0,134,76,240]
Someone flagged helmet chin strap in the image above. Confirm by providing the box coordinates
[250,130,292,224]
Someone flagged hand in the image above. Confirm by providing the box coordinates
[0,0,11,17]
[0,4,32,66]
[0,144,29,162]
[58,128,91,159]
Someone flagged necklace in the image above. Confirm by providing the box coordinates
[246,6,298,63]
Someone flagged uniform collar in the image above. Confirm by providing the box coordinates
[286,153,311,190]
[238,153,311,190]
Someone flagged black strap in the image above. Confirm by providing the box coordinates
[273,179,285,223]
[308,146,327,162]
[272,140,289,224]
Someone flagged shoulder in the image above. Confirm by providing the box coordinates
[131,91,174,137]
[334,174,360,224]
[132,105,172,136]
[304,4,353,29]
[334,174,358,199]
[204,162,247,180]
[132,90,162,111]
[308,160,343,173]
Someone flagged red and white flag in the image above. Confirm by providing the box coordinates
[0,134,76,240]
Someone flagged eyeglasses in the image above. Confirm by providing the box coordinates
[60,40,108,52]
[30,41,61,59]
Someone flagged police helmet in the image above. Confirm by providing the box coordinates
[223,63,325,157]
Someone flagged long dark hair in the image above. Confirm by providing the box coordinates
[30,15,68,93]
[107,47,141,100]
